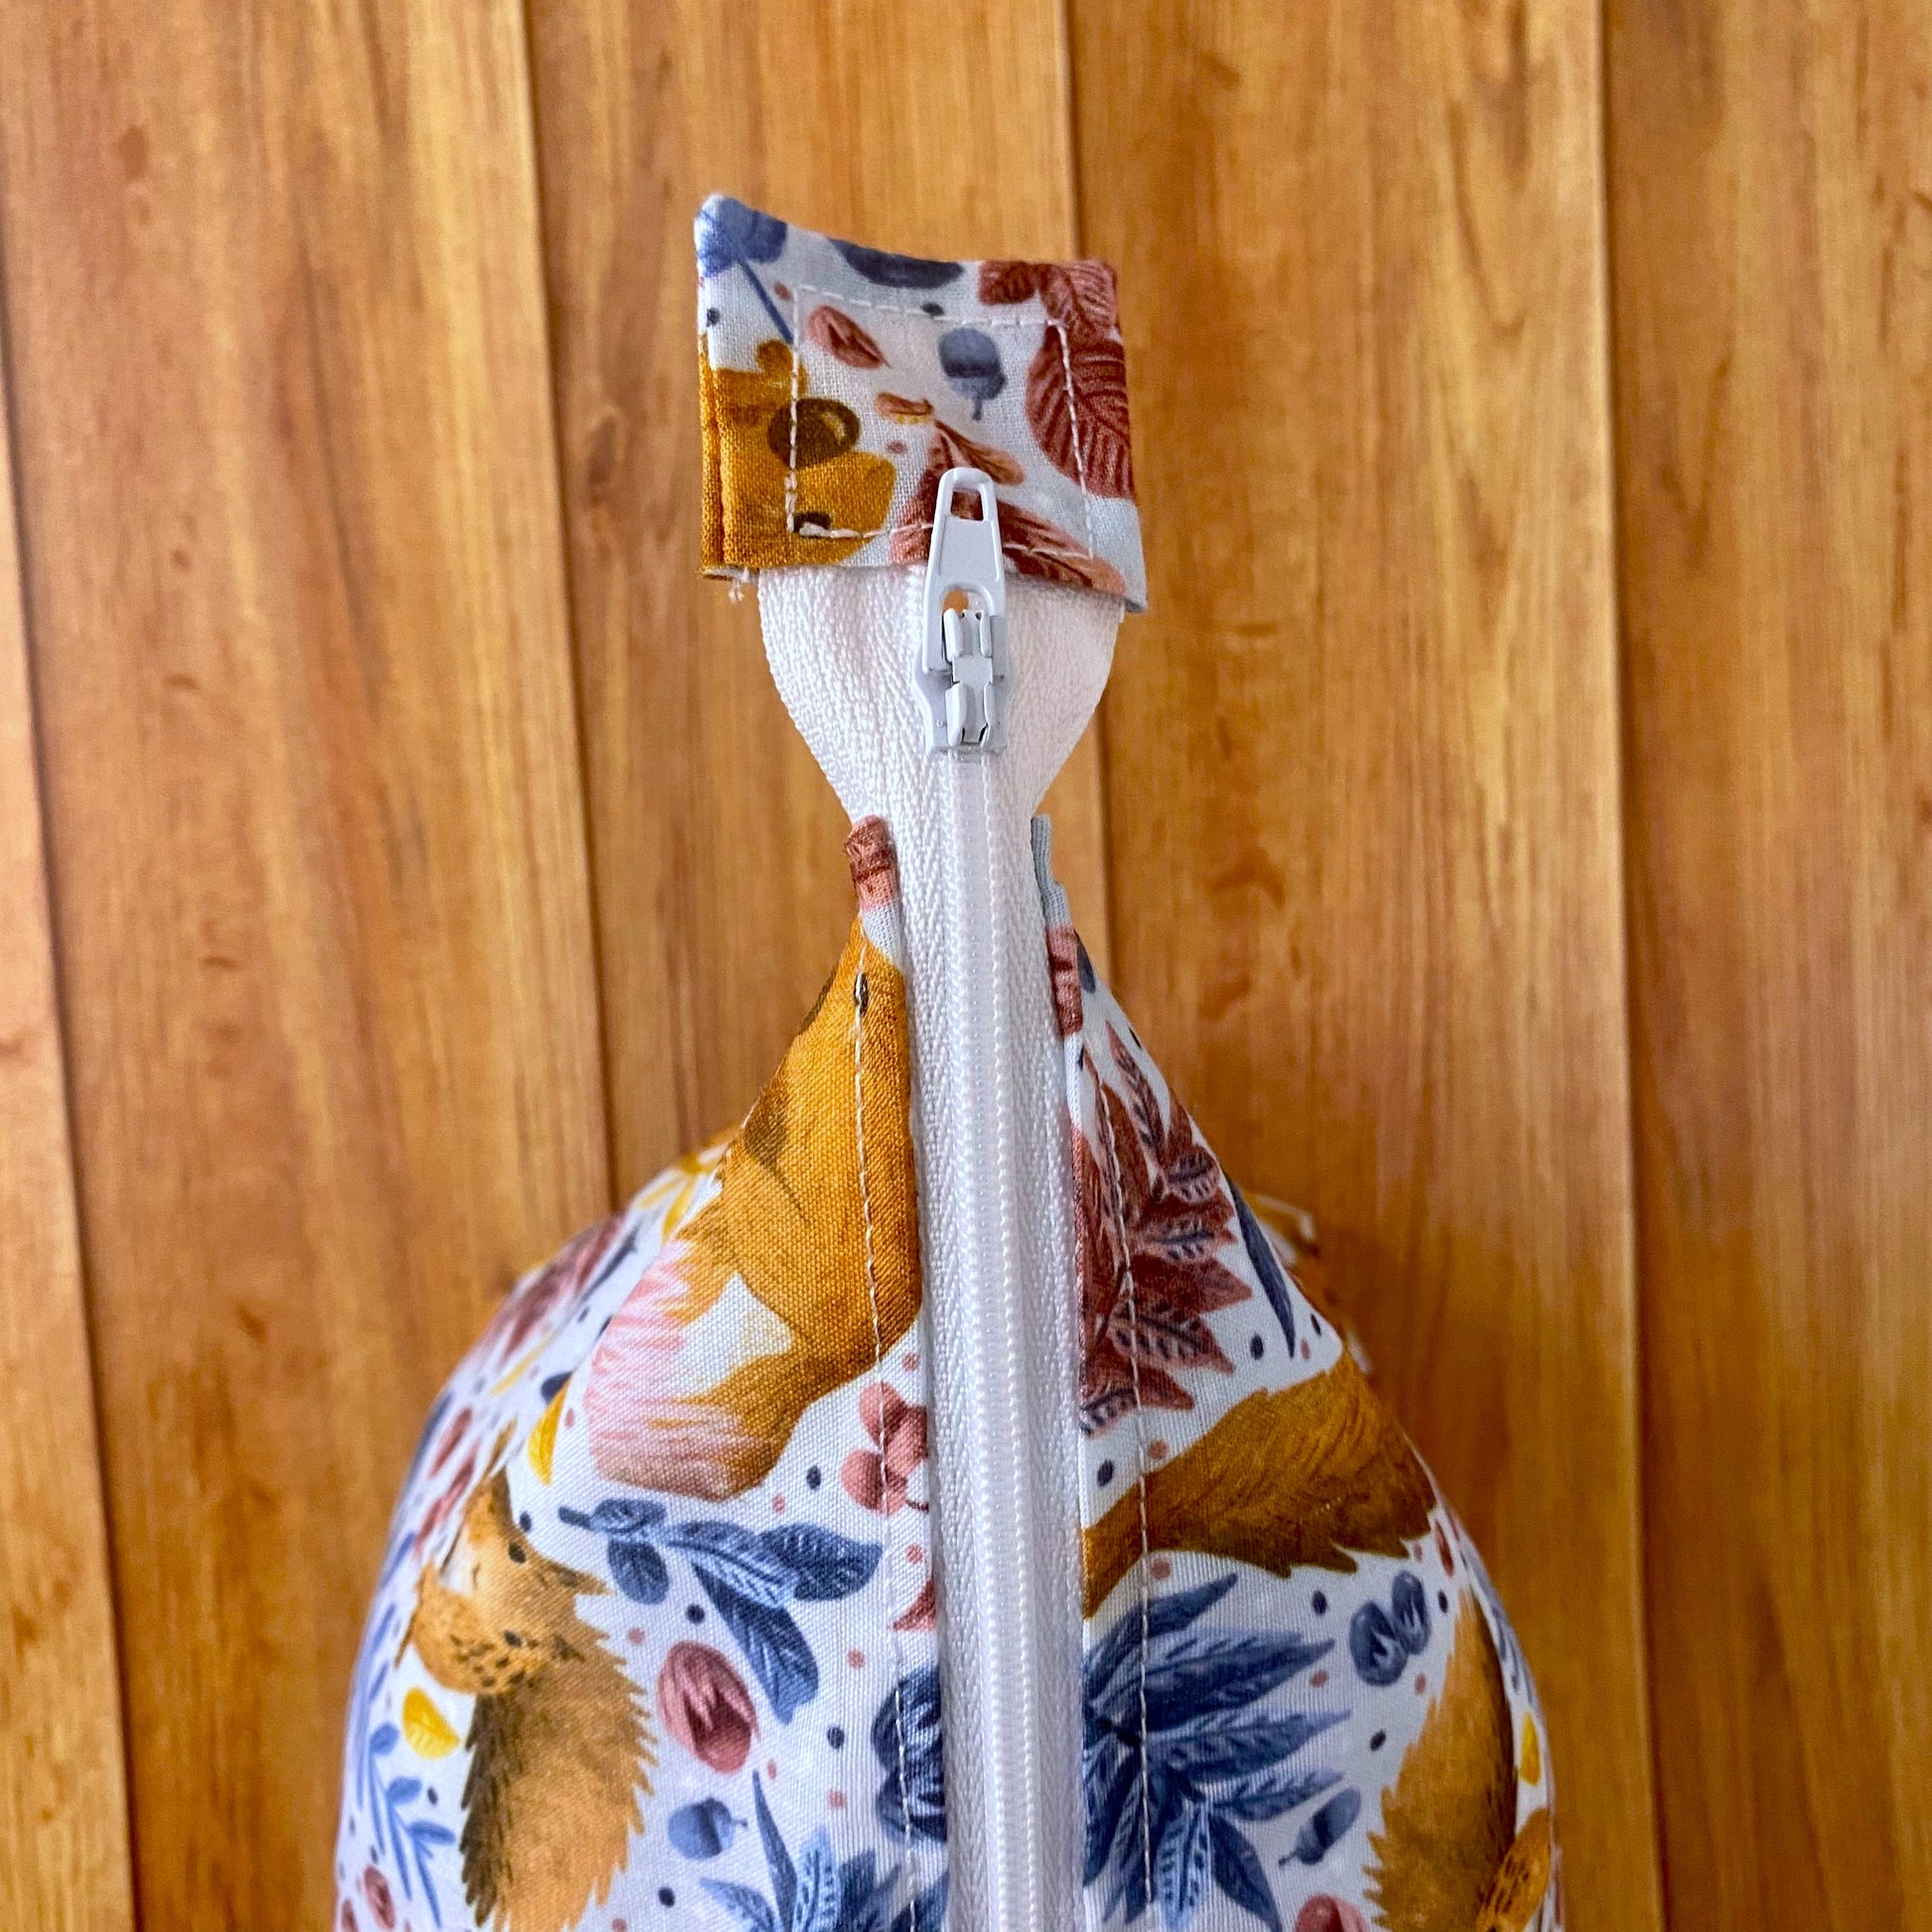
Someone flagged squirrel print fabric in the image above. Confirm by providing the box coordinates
[339,815,1558,1932]
[1035,838,1559,1932]
[338,819,949,1932]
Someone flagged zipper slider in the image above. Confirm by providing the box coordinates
[917,468,1008,756]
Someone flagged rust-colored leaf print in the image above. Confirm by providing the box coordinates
[887,419,1122,594]
[989,497,1125,596]
[1028,330,1134,498]
[1079,1026,1248,1434]
[931,415,1025,484]
[978,258,1119,338]
[480,1214,623,1365]
[1040,261,1120,337]
[980,258,1133,497]
[805,303,887,369]
[977,259,1041,306]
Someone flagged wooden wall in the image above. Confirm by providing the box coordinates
[0,2,1922,1928]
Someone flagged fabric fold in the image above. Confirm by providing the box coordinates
[696,194,1147,611]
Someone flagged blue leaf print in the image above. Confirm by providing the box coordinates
[705,1879,784,1932]
[712,1775,938,1932]
[792,1830,844,1932]
[698,196,787,273]
[669,1797,740,1860]
[665,1519,802,1606]
[697,197,792,343]
[937,329,1005,421]
[1084,1747,1140,1885]
[830,238,962,290]
[1206,1817,1281,1932]
[832,1852,898,1932]
[1143,1631,1328,1729]
[581,1496,666,1536]
[1087,1574,1238,1711]
[1390,1570,1431,1655]
[1158,1712,1344,1786]
[1213,1763,1341,1826]
[703,1576,819,1722]
[1231,1185,1296,1350]
[756,1774,798,1929]
[1155,1801,1214,1930]
[888,1873,950,1932]
[1349,1600,1409,1687]
[563,1495,881,1720]
[1084,1574,1338,1930]
[609,1537,670,1604]
[872,1664,947,1845]
[1290,1787,1361,1865]
[763,1522,884,1601]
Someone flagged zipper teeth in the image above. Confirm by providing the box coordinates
[984,758,1040,1930]
[954,752,1041,1932]
[754,566,1116,1932]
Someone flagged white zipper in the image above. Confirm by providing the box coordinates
[922,474,1053,1932]
[759,515,1120,1932]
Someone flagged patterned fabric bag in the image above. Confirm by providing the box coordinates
[337,199,1561,1932]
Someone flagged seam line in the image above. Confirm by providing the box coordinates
[852,935,921,1900]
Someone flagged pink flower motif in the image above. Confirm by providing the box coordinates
[841,1383,928,1516]
[1294,1899,1368,1932]
[361,1865,397,1929]
[659,1641,758,1773]
[340,1903,358,1932]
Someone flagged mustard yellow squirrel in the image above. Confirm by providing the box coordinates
[403,1469,653,1932]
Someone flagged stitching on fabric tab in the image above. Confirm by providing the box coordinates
[780,279,1103,557]
[1052,320,1098,559]
[1094,1043,1155,1919]
[851,940,922,1896]
[792,283,1050,325]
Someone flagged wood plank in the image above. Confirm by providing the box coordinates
[1605,0,1932,1922]
[526,0,1110,1192]
[0,300,135,1932]
[1067,3,1663,1922]
[0,6,609,1924]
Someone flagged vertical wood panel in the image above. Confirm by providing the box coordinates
[527,0,1109,1193]
[1606,0,1932,1922]
[0,312,135,1932]
[1068,2,1663,1920]
[0,6,608,1924]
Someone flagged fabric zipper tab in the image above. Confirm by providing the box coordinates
[917,469,1008,756]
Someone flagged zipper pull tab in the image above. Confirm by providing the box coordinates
[917,468,1008,755]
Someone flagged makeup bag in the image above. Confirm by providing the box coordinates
[336,198,1560,1932]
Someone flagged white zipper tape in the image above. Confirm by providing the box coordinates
[759,563,1121,1932]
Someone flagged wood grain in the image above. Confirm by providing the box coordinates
[0,308,135,1932]
[0,5,608,1925]
[1066,3,1663,1922]
[1606,0,1932,1922]
[526,0,1111,1194]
